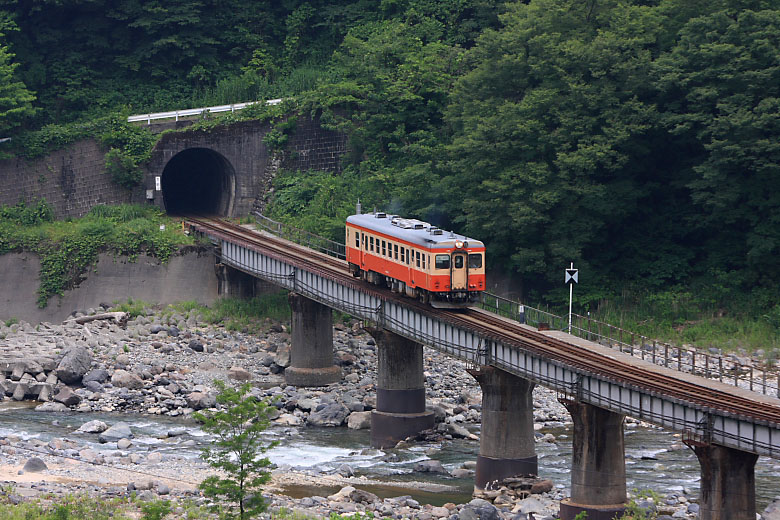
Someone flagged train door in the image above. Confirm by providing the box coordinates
[451,252,467,290]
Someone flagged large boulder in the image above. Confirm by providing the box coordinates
[77,420,108,434]
[83,369,110,384]
[99,422,133,443]
[346,411,371,430]
[22,457,48,473]
[111,370,144,390]
[307,403,350,427]
[186,391,216,410]
[55,346,92,384]
[53,386,81,406]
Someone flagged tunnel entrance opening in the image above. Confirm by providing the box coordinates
[161,148,235,216]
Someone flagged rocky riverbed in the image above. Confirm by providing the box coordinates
[1,305,778,519]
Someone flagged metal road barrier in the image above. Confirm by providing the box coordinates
[127,99,283,124]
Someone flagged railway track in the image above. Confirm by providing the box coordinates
[186,216,780,426]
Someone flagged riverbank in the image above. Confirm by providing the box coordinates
[0,305,777,519]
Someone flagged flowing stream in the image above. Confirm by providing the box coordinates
[1,402,778,509]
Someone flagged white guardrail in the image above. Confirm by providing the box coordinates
[127,98,282,124]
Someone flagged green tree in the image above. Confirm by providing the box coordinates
[194,381,277,520]
[0,18,35,135]
[443,0,665,294]
[654,7,780,292]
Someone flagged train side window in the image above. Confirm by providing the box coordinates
[400,247,405,263]
[394,244,398,260]
[416,251,420,268]
[468,253,482,269]
[382,240,386,256]
[422,254,426,270]
[370,236,374,252]
[435,254,450,269]
[355,231,360,248]
[406,248,411,265]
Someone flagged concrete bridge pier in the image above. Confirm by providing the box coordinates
[216,264,255,298]
[367,327,434,448]
[559,400,627,520]
[284,292,341,387]
[691,443,758,520]
[468,366,537,489]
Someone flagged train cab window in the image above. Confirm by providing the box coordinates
[435,254,450,269]
[370,236,374,252]
[468,253,482,269]
[394,244,398,260]
[454,255,464,269]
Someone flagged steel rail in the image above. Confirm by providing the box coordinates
[186,217,780,426]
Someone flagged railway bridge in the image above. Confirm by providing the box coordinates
[188,215,780,520]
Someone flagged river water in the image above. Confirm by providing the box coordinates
[1,403,778,509]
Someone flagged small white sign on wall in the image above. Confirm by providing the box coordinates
[155,176,161,191]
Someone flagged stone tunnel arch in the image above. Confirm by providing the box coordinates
[161,148,236,216]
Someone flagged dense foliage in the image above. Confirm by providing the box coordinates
[0,0,778,317]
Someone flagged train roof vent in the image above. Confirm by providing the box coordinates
[413,223,424,229]
[432,228,443,235]
[376,212,387,218]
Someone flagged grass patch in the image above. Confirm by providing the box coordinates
[0,493,134,520]
[0,202,196,308]
[588,291,780,356]
[168,292,290,334]
[112,298,155,318]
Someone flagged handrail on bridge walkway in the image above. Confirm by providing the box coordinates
[250,211,780,398]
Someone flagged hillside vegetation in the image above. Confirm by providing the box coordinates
[0,0,778,342]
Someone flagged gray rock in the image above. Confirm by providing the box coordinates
[22,457,48,473]
[35,402,68,412]
[77,420,108,434]
[186,391,216,410]
[53,386,81,406]
[84,380,103,393]
[99,422,133,443]
[117,438,133,449]
[459,504,499,520]
[764,498,780,520]
[156,482,170,495]
[56,346,92,384]
[188,339,204,352]
[275,345,291,367]
[111,369,144,389]
[308,403,350,427]
[83,368,110,383]
[346,411,371,430]
[228,366,252,381]
[414,460,448,474]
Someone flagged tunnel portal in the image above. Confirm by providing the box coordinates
[161,148,235,216]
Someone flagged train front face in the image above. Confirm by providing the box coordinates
[430,238,486,304]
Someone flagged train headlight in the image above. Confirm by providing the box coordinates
[455,240,464,249]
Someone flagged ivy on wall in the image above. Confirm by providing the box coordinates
[0,201,196,307]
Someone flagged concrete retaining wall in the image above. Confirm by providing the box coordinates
[0,251,218,324]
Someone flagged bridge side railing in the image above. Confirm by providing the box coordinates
[128,99,282,125]
[253,212,346,260]
[251,212,779,397]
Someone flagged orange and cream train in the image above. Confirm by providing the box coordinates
[346,211,486,307]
